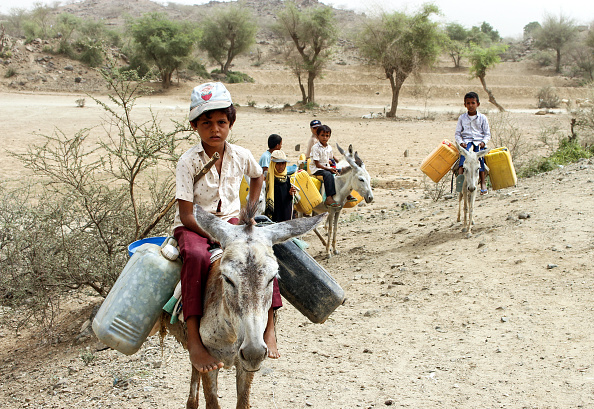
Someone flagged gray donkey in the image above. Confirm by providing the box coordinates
[456,143,488,236]
[161,204,326,409]
[311,144,374,258]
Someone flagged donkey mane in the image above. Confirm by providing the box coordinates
[238,200,259,227]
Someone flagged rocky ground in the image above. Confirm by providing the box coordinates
[1,42,594,408]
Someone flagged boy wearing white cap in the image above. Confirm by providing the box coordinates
[173,82,282,373]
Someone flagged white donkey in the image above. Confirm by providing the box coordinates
[162,204,326,409]
[311,144,374,258]
[456,143,488,236]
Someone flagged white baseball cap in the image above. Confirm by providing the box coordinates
[189,82,233,121]
[270,150,288,163]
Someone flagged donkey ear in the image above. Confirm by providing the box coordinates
[354,151,363,167]
[456,143,468,157]
[257,213,327,245]
[193,205,238,247]
[336,143,346,156]
[477,149,489,158]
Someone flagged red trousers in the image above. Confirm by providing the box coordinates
[174,220,282,319]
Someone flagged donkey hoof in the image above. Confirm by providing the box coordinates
[466,232,473,239]
[333,250,340,255]
[461,227,468,233]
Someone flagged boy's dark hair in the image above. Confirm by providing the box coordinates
[267,134,283,149]
[316,124,331,135]
[464,92,480,103]
[190,105,237,128]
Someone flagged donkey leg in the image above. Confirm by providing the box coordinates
[332,210,341,255]
[202,369,221,409]
[457,192,462,222]
[467,192,475,235]
[235,367,256,409]
[313,227,327,247]
[462,192,469,233]
[325,213,334,258]
[186,366,201,409]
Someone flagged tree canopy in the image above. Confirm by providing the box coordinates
[357,4,443,117]
[127,12,198,88]
[198,5,257,75]
[534,13,578,73]
[467,43,508,111]
[275,3,338,105]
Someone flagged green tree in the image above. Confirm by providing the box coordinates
[198,5,257,75]
[357,4,443,117]
[23,4,55,40]
[128,12,198,88]
[523,21,541,39]
[534,13,578,73]
[275,3,338,105]
[479,22,501,43]
[568,29,594,81]
[445,22,469,68]
[467,43,508,112]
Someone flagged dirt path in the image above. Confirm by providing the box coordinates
[1,60,594,408]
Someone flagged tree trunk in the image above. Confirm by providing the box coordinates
[162,71,171,88]
[307,72,316,104]
[387,71,406,118]
[297,74,307,104]
[478,75,505,112]
[555,48,561,74]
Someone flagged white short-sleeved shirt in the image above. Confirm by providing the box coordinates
[172,141,262,230]
[309,141,333,174]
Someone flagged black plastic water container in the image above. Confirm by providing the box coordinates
[255,216,345,323]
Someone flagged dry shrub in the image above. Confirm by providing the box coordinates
[488,112,526,165]
[536,86,560,109]
[423,173,452,201]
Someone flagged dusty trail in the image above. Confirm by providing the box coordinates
[1,57,593,408]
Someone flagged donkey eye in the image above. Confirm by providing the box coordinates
[223,275,235,288]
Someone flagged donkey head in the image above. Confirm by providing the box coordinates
[457,143,488,193]
[194,204,326,371]
[336,143,374,204]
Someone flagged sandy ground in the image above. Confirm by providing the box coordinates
[1,60,594,408]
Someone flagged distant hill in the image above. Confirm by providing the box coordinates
[52,0,362,39]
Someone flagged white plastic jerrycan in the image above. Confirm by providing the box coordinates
[92,237,182,355]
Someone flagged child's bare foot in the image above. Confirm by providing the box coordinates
[188,341,224,373]
[264,327,280,359]
[264,308,280,359]
[186,316,223,373]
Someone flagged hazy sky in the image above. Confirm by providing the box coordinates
[0,0,592,38]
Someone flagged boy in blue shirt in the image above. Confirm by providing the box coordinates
[455,92,491,195]
[259,134,283,175]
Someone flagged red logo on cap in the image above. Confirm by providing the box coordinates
[201,86,213,101]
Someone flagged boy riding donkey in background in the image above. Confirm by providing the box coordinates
[455,91,491,195]
[173,82,282,374]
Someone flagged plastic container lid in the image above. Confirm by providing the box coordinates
[127,236,167,257]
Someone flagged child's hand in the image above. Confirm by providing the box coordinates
[479,142,485,148]
[289,186,297,195]
[461,143,467,148]
[329,167,338,174]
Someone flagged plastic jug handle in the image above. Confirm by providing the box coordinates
[161,236,178,249]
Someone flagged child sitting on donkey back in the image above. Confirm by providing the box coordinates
[172,82,282,373]
[455,91,491,195]
[309,124,357,207]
